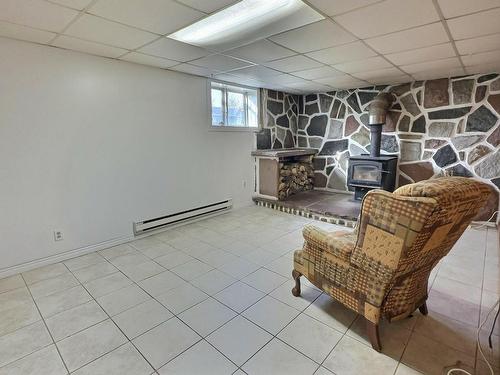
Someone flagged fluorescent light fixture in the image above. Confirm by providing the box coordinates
[168,0,324,51]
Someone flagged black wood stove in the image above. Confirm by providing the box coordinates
[348,155,398,200]
[347,93,398,200]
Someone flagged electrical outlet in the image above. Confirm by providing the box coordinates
[54,230,63,241]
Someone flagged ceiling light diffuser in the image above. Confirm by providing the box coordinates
[168,0,324,51]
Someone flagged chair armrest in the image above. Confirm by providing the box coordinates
[302,225,328,248]
[302,224,356,262]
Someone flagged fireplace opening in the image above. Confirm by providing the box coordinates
[347,93,398,201]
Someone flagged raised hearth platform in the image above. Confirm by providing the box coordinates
[253,190,361,228]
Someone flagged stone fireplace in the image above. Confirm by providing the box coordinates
[256,73,500,220]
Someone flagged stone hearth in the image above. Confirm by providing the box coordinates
[254,190,360,228]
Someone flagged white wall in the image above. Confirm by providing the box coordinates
[0,38,255,274]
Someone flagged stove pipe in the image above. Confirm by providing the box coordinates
[368,92,395,157]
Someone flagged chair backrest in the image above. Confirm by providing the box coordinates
[350,177,491,320]
[393,177,492,273]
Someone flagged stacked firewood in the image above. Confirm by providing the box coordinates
[278,162,314,200]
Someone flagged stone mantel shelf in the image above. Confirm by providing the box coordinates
[251,148,317,158]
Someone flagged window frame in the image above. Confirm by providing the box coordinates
[208,79,261,132]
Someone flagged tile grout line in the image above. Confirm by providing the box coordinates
[6,211,312,373]
[64,263,161,374]
[43,216,298,372]
[61,242,237,373]
[46,0,100,45]
[3,209,493,373]
[18,272,71,374]
[431,0,466,73]
[402,228,491,373]
[232,289,327,373]
[474,226,490,370]
[118,224,325,372]
[18,252,174,372]
[6,0,500,91]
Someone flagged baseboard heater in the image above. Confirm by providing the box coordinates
[133,199,232,235]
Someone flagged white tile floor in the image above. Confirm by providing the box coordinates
[0,206,498,375]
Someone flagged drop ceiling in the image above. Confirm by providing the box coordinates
[1,0,500,93]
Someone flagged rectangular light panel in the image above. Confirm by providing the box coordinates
[168,0,324,51]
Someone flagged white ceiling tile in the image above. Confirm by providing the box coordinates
[52,35,128,58]
[333,82,371,89]
[139,37,209,62]
[176,0,240,13]
[0,21,56,43]
[333,56,392,74]
[401,57,462,74]
[285,81,332,92]
[89,0,204,35]
[64,14,158,49]
[334,0,440,38]
[461,49,500,66]
[437,0,500,19]
[49,0,93,10]
[169,63,219,77]
[214,73,265,88]
[269,20,356,53]
[465,62,500,75]
[224,40,296,63]
[364,22,449,54]
[368,75,412,85]
[412,67,465,80]
[455,33,500,55]
[230,65,282,80]
[312,73,349,83]
[385,43,456,66]
[305,0,384,16]
[264,55,323,73]
[352,67,404,80]
[283,88,303,94]
[232,77,266,88]
[305,40,376,65]
[316,77,369,89]
[447,8,500,40]
[291,66,343,80]
[213,72,241,81]
[190,54,255,71]
[258,82,287,91]
[266,74,308,85]
[0,0,78,33]
[120,52,179,68]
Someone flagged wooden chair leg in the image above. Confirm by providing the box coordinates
[365,319,382,352]
[419,302,428,315]
[291,270,302,297]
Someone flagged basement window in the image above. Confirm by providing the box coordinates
[210,81,259,130]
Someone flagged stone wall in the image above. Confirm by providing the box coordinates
[257,73,500,219]
[256,89,300,149]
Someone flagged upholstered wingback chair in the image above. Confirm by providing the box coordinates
[292,177,491,351]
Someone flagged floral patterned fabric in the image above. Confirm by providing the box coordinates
[293,177,491,323]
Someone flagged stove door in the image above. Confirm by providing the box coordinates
[348,162,383,186]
